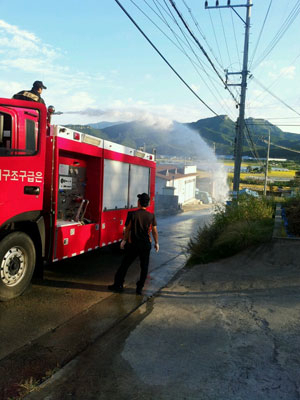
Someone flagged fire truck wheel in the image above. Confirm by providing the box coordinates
[0,232,36,301]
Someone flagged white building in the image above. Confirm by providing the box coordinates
[156,165,198,205]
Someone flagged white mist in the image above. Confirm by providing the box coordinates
[55,108,229,203]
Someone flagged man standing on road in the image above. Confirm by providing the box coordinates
[108,193,159,295]
[13,81,47,105]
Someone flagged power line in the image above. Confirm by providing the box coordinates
[244,124,265,167]
[132,0,235,117]
[252,1,300,70]
[168,0,239,105]
[246,124,300,127]
[151,0,226,84]
[244,122,300,153]
[218,8,233,69]
[244,131,263,165]
[208,9,224,69]
[143,0,235,118]
[150,0,239,116]
[151,0,223,81]
[251,76,300,118]
[230,8,241,69]
[181,0,225,71]
[257,117,300,120]
[114,0,218,116]
[248,51,300,107]
[254,1,300,69]
[135,0,207,73]
[153,0,236,118]
[159,0,210,64]
[249,0,273,69]
[261,139,300,154]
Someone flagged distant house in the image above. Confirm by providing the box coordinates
[218,155,234,160]
[269,158,287,162]
[271,167,289,172]
[156,165,198,205]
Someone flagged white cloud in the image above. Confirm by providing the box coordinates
[268,71,278,79]
[0,58,53,74]
[0,20,38,42]
[69,92,96,110]
[252,89,264,97]
[191,84,200,93]
[0,80,23,97]
[280,66,296,80]
[59,106,174,130]
[0,20,203,127]
[1,35,39,54]
[265,64,296,81]
[54,96,219,128]
[0,20,63,82]
[0,19,59,61]
[0,19,109,110]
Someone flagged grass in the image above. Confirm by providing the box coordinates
[227,171,296,179]
[186,195,275,265]
[18,377,40,394]
[6,365,60,399]
[7,377,41,399]
[205,161,296,194]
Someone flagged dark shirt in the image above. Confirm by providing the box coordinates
[125,209,157,246]
[13,89,45,105]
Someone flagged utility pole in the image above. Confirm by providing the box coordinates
[263,129,271,196]
[205,0,252,195]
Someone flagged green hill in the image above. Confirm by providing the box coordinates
[66,116,300,160]
[187,115,300,159]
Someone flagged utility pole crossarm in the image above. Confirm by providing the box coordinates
[205,4,247,7]
[205,1,252,23]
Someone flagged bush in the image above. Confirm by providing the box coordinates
[284,196,300,236]
[186,195,274,265]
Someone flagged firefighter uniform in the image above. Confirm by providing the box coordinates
[13,81,46,105]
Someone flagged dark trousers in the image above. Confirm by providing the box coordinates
[114,243,151,289]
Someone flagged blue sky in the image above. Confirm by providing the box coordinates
[0,0,300,133]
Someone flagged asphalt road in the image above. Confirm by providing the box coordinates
[25,239,300,400]
[0,207,212,399]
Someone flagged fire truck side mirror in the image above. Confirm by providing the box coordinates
[0,115,3,144]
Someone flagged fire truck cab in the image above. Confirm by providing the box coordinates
[0,98,156,301]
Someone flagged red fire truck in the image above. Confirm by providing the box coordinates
[0,98,156,301]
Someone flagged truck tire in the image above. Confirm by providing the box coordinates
[0,232,36,301]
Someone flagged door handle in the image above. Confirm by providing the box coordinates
[24,186,40,195]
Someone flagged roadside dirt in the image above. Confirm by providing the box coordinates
[24,238,300,400]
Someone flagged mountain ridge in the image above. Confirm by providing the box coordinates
[66,115,300,160]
